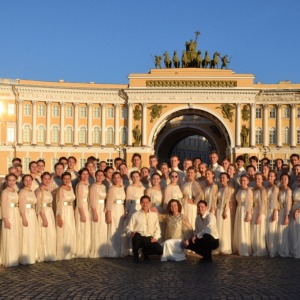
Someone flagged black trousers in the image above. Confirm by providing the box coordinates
[132,233,163,257]
[186,234,219,259]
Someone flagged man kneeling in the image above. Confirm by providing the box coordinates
[184,200,219,262]
[125,195,163,263]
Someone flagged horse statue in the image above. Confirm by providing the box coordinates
[210,52,220,69]
[164,51,172,68]
[154,55,162,68]
[202,51,210,68]
[181,50,188,68]
[221,55,230,69]
[173,50,180,68]
[196,50,202,68]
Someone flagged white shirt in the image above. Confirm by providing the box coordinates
[194,211,219,239]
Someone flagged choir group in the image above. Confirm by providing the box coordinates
[0,150,300,267]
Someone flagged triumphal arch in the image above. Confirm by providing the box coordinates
[0,35,300,173]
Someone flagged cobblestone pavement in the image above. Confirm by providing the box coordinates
[0,254,299,299]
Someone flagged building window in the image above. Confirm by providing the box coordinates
[79,127,87,143]
[269,127,276,144]
[283,126,290,143]
[297,107,300,118]
[24,104,31,116]
[255,127,262,144]
[7,127,15,142]
[269,107,276,118]
[23,158,31,172]
[51,158,59,171]
[52,126,59,143]
[65,126,73,144]
[80,107,87,118]
[79,158,86,169]
[297,128,300,144]
[66,106,73,117]
[52,106,59,117]
[283,106,290,118]
[107,107,114,119]
[121,107,128,119]
[93,127,101,144]
[106,127,114,144]
[38,105,45,116]
[8,104,15,115]
[106,158,113,167]
[120,127,127,144]
[255,107,262,118]
[94,107,100,118]
[23,124,31,143]
[37,125,45,143]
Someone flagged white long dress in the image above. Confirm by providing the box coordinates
[290,187,300,258]
[36,188,57,262]
[89,183,107,258]
[1,189,21,267]
[216,186,234,254]
[181,181,203,229]
[106,185,125,257]
[160,214,192,261]
[19,189,39,265]
[75,182,91,258]
[251,187,268,256]
[266,185,279,257]
[203,183,218,213]
[233,187,253,256]
[277,188,291,257]
[163,184,183,211]
[56,187,76,260]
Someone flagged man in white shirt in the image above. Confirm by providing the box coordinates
[169,155,185,186]
[209,151,224,185]
[183,200,219,262]
[126,195,163,263]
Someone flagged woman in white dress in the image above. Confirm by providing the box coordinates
[163,171,183,211]
[1,173,21,267]
[160,199,193,261]
[290,176,300,258]
[251,173,268,256]
[196,163,207,189]
[216,172,234,255]
[75,168,91,258]
[56,172,76,260]
[203,169,218,214]
[106,172,126,257]
[19,174,39,265]
[266,170,279,257]
[277,173,292,257]
[89,170,108,258]
[181,167,203,229]
[35,172,57,262]
[233,175,253,256]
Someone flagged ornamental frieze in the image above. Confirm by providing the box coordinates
[146,80,237,88]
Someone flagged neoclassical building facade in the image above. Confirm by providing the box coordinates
[0,68,299,175]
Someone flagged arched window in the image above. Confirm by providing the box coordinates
[79,126,87,144]
[120,127,127,144]
[106,127,114,144]
[283,126,290,144]
[65,126,73,144]
[23,124,31,143]
[93,127,101,144]
[297,128,300,144]
[52,125,59,143]
[269,127,276,144]
[37,125,45,143]
[255,127,262,144]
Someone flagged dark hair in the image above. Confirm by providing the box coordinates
[151,172,161,179]
[61,172,71,180]
[29,161,37,168]
[140,195,151,203]
[220,172,230,180]
[12,158,22,164]
[280,173,290,182]
[95,169,105,177]
[22,174,33,182]
[68,156,77,163]
[132,153,141,160]
[37,159,45,166]
[87,156,97,162]
[104,166,114,173]
[249,156,258,163]
[5,173,18,181]
[167,199,182,215]
[130,170,141,179]
[114,157,123,163]
[197,200,207,207]
[235,155,245,163]
[78,168,89,177]
[41,172,52,179]
[55,162,64,170]
[58,156,68,163]
[290,153,299,160]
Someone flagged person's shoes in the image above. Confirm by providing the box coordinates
[133,256,140,264]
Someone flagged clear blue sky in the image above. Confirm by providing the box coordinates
[1,0,300,84]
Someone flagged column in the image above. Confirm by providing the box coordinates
[127,103,133,146]
[290,104,296,147]
[31,101,37,145]
[142,103,147,146]
[17,100,23,145]
[114,104,119,145]
[276,104,282,147]
[87,103,93,146]
[250,103,256,147]
[60,102,65,146]
[46,101,51,146]
[235,103,241,147]
[263,104,268,147]
[74,103,79,146]
[101,103,106,146]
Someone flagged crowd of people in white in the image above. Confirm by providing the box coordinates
[0,150,300,266]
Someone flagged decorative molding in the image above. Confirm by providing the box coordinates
[146,80,237,88]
